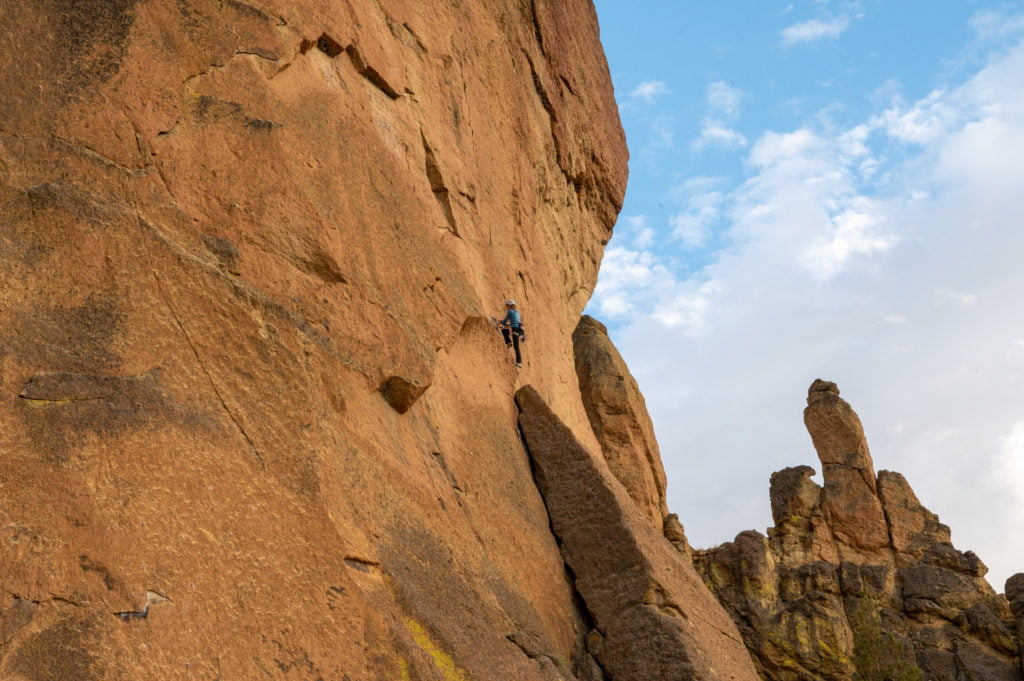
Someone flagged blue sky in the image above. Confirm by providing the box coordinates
[589,1,1024,589]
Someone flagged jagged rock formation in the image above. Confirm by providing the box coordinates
[516,385,759,681]
[0,0,634,678]
[572,315,668,528]
[695,380,1023,681]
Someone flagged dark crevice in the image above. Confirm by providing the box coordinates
[315,33,345,57]
[114,591,171,622]
[421,134,459,237]
[529,0,546,56]
[523,50,572,184]
[431,450,464,493]
[343,557,380,573]
[347,44,401,99]
[523,52,556,121]
[560,74,576,96]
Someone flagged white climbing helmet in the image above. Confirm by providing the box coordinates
[506,299,516,306]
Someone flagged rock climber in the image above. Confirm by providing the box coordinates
[498,299,526,367]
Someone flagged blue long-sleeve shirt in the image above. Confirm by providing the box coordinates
[501,309,522,329]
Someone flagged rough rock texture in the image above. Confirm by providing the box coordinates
[695,380,1022,681]
[0,1,631,678]
[1008,574,1024,672]
[572,315,668,528]
[516,385,759,681]
[804,379,892,562]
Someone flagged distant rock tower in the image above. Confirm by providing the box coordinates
[695,380,1022,681]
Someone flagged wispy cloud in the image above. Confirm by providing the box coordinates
[707,81,744,119]
[872,90,959,145]
[669,179,725,249]
[781,16,852,46]
[693,124,748,151]
[693,81,748,151]
[969,9,1024,41]
[630,80,670,103]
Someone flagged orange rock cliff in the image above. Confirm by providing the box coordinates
[2,2,1020,680]
[0,0,759,679]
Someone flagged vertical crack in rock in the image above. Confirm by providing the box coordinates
[515,385,759,681]
[529,0,547,57]
[421,134,459,237]
[152,271,264,467]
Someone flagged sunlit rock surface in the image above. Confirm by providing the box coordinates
[0,0,628,677]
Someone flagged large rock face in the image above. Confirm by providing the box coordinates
[0,1,630,678]
[695,381,1022,681]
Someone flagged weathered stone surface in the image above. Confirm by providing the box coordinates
[1007,573,1024,670]
[768,465,840,565]
[0,0,630,677]
[696,532,856,681]
[663,513,692,560]
[516,385,759,681]
[805,380,890,561]
[878,471,952,563]
[573,315,668,528]
[698,380,1023,681]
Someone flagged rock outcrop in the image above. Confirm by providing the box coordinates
[572,315,669,528]
[0,0,632,678]
[516,385,759,681]
[695,381,1022,681]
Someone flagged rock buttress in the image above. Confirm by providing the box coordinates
[573,315,669,529]
[0,0,627,678]
[516,385,760,681]
[695,381,1022,681]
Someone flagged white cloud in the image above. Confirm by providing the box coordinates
[591,246,679,321]
[873,90,960,145]
[693,124,748,150]
[630,80,670,103]
[781,16,852,46]
[933,287,977,307]
[707,81,744,119]
[652,283,715,333]
[667,179,726,249]
[622,215,657,249]
[969,10,1024,41]
[692,82,749,151]
[593,41,1024,589]
[802,206,896,279]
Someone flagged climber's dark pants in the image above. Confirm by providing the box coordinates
[502,327,523,364]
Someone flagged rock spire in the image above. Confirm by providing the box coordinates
[696,380,1021,681]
